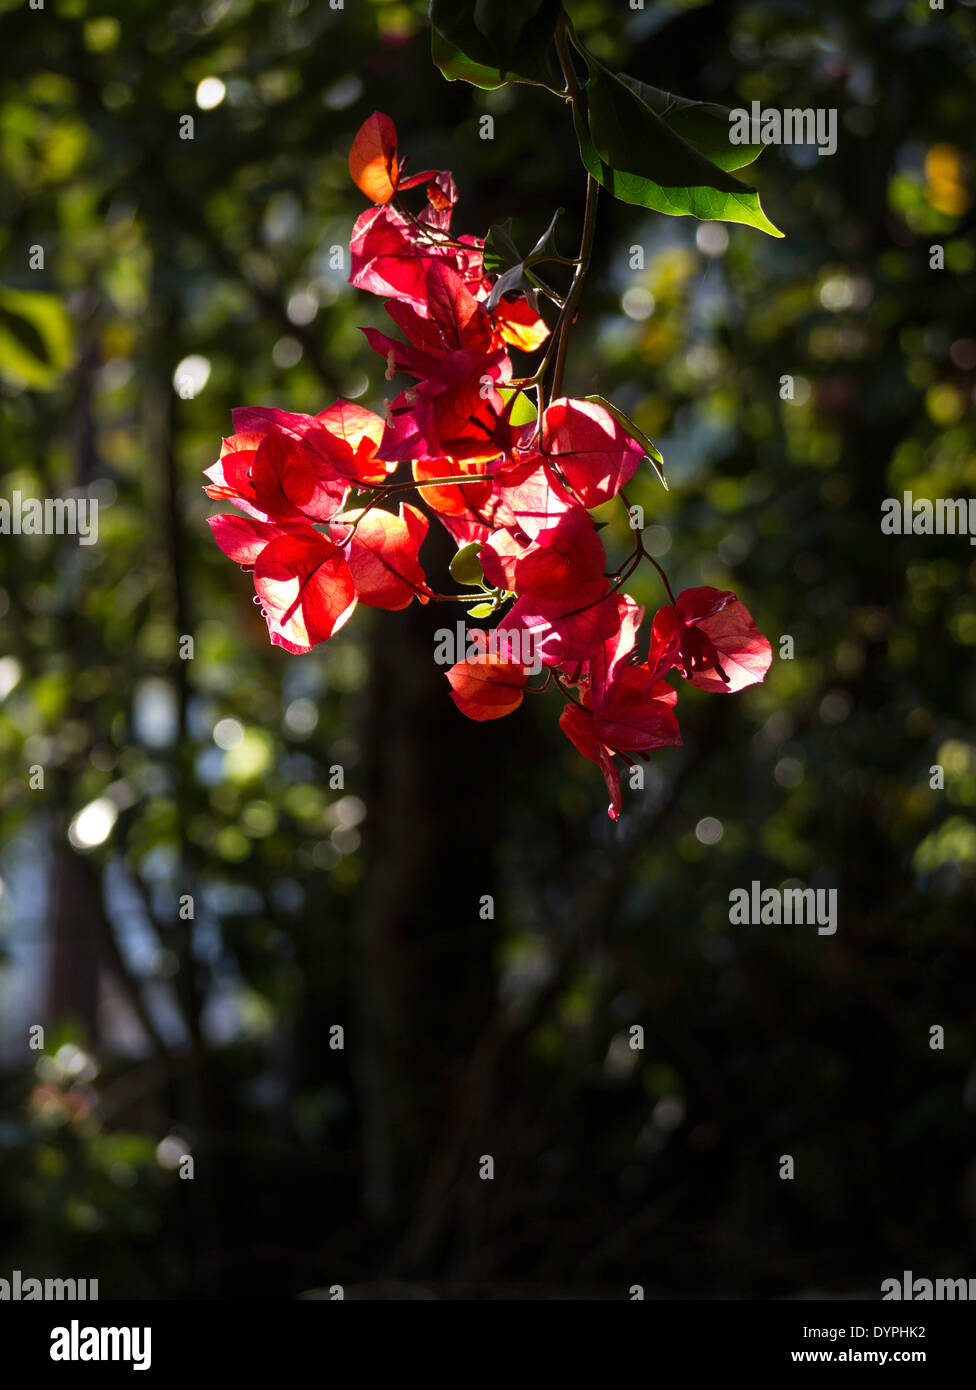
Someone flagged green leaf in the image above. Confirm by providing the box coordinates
[525,206,565,261]
[0,285,75,390]
[497,386,538,427]
[430,29,508,90]
[450,541,486,586]
[467,602,494,618]
[484,219,523,274]
[485,261,529,311]
[429,0,565,90]
[574,55,783,238]
[615,74,764,172]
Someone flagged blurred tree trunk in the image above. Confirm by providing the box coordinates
[46,321,102,1039]
[354,543,512,1237]
[47,830,101,1037]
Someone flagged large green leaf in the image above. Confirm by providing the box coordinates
[429,0,564,90]
[431,29,508,90]
[0,285,75,390]
[616,74,764,172]
[575,56,782,237]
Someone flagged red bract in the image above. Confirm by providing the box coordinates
[478,525,529,591]
[378,349,513,463]
[585,593,645,705]
[447,647,530,721]
[361,263,499,380]
[203,433,268,522]
[561,704,625,820]
[205,417,349,524]
[330,503,430,611]
[250,428,348,523]
[253,530,357,654]
[425,263,496,355]
[350,205,482,310]
[509,578,621,667]
[401,169,458,231]
[204,404,391,526]
[491,293,550,352]
[588,665,680,755]
[349,111,459,225]
[489,455,576,537]
[560,662,682,820]
[208,513,301,567]
[484,507,605,601]
[313,401,391,485]
[652,586,773,693]
[558,593,683,818]
[412,456,492,518]
[348,110,399,204]
[361,323,440,382]
[512,510,605,600]
[542,397,645,508]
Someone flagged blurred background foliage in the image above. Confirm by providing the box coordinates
[0,0,974,1298]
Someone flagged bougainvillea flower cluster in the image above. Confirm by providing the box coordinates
[206,112,772,818]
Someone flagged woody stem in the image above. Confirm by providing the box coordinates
[548,175,598,405]
[549,14,598,406]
